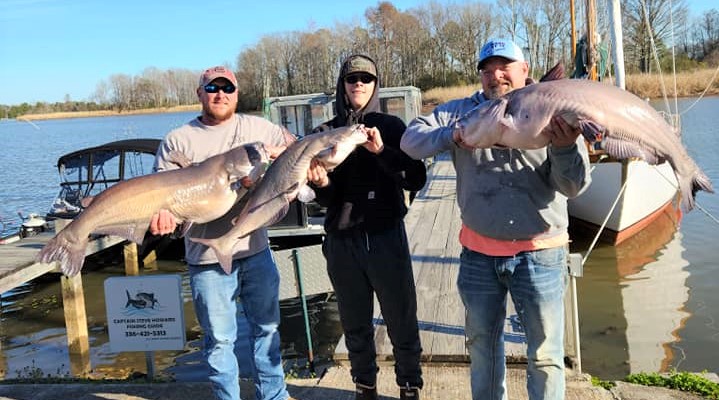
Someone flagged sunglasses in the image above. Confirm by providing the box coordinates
[204,83,236,94]
[344,74,375,84]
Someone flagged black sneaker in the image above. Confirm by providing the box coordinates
[355,382,378,400]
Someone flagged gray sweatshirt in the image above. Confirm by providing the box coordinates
[400,91,591,241]
[154,113,290,265]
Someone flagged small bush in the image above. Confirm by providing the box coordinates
[625,370,719,399]
[591,375,616,390]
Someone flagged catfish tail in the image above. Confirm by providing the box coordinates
[188,237,235,275]
[687,169,715,210]
[35,231,89,277]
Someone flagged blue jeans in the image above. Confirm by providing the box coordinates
[189,247,289,400]
[457,246,568,400]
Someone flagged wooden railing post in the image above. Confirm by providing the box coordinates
[61,273,91,376]
[124,242,140,276]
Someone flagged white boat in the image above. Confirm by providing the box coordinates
[568,156,681,244]
[566,0,681,245]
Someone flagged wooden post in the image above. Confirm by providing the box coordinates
[124,242,140,276]
[586,0,598,81]
[61,273,91,376]
[142,249,158,271]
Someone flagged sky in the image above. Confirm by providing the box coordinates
[0,0,716,106]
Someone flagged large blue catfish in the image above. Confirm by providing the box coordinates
[457,64,713,211]
[36,143,269,276]
[192,124,369,273]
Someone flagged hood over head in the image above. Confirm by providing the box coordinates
[334,54,381,127]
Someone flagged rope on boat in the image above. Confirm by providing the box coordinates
[582,175,631,265]
[679,63,719,115]
[694,203,719,226]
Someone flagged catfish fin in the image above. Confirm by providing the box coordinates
[577,119,606,143]
[601,137,658,164]
[263,201,291,227]
[189,237,234,274]
[93,223,149,244]
[539,62,565,82]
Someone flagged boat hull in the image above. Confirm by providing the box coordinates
[568,158,681,245]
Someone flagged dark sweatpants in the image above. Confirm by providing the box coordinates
[323,220,423,388]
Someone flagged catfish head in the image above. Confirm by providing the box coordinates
[316,124,369,170]
[226,142,270,189]
[457,98,512,148]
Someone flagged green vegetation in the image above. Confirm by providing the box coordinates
[0,361,173,385]
[591,375,616,390]
[588,370,719,398]
[625,371,719,399]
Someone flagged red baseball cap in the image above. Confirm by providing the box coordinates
[199,66,237,87]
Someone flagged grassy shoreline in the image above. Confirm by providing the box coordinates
[15,68,719,121]
[17,104,201,121]
[424,68,719,105]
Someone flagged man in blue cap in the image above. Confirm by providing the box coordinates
[401,38,591,400]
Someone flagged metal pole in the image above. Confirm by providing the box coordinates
[568,253,583,374]
[570,0,577,61]
[145,351,155,381]
[292,249,315,372]
[609,0,626,89]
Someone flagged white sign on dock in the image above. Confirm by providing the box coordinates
[104,275,185,352]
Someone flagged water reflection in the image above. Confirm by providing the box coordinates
[0,257,341,381]
[572,207,689,379]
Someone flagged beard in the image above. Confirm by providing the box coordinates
[484,80,514,100]
[202,102,235,122]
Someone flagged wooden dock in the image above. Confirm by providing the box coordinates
[0,230,128,375]
[334,152,580,364]
[0,153,582,398]
[334,153,529,363]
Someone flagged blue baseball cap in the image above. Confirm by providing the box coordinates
[477,38,525,70]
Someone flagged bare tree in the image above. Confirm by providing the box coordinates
[623,0,688,73]
[108,74,133,111]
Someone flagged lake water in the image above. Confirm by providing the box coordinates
[0,99,718,381]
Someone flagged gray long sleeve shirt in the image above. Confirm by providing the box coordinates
[400,91,591,241]
[154,113,290,265]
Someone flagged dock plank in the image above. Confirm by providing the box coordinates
[0,233,126,293]
[334,154,529,364]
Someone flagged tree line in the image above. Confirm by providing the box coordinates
[4,0,718,119]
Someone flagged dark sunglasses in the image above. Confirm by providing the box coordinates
[344,73,375,84]
[204,83,236,94]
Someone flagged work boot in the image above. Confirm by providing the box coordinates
[400,385,420,399]
[355,382,378,400]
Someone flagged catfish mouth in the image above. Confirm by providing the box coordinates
[243,142,269,165]
[351,125,370,144]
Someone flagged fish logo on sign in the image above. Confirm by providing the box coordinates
[125,290,159,310]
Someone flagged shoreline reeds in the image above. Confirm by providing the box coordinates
[14,68,719,121]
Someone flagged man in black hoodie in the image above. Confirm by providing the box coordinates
[308,54,426,400]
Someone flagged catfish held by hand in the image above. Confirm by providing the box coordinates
[36,143,270,277]
[191,124,369,273]
[456,63,713,211]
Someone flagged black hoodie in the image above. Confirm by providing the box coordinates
[312,55,427,233]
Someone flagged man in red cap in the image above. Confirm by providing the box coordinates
[151,65,298,400]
